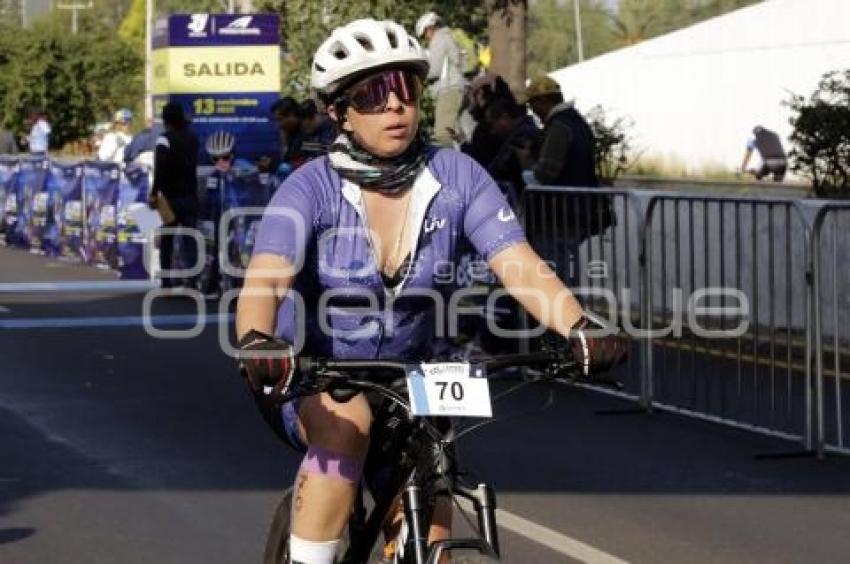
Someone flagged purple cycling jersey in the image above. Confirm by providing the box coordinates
[252,148,526,360]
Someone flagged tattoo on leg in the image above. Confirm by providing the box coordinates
[294,474,308,512]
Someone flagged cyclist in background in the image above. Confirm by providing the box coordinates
[235,18,626,564]
[740,125,787,182]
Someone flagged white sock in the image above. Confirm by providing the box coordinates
[289,534,340,564]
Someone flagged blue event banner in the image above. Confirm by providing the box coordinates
[195,166,269,293]
[32,162,82,257]
[0,156,18,239]
[81,162,121,268]
[47,163,83,261]
[7,158,49,250]
[116,164,153,280]
[154,13,279,48]
[154,92,280,164]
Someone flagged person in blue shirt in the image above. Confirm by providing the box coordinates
[124,118,164,168]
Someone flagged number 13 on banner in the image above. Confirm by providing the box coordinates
[407,363,493,418]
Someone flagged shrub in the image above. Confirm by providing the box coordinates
[787,70,850,198]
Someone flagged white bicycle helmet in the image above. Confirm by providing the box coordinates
[311,18,429,97]
[415,12,440,37]
[205,130,236,157]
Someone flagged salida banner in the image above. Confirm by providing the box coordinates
[152,13,281,163]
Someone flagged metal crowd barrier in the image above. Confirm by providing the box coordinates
[524,185,850,458]
[811,203,850,456]
[522,187,646,402]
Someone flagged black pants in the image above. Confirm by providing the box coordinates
[159,195,199,288]
[755,158,787,182]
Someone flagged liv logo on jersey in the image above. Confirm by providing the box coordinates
[187,14,209,37]
[423,217,446,234]
[497,208,515,223]
[220,16,261,36]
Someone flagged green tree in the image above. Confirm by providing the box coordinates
[787,70,850,198]
[0,15,142,148]
[612,0,760,46]
[586,105,634,184]
[527,0,613,78]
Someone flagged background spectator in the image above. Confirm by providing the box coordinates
[297,98,336,157]
[485,98,540,201]
[417,11,465,147]
[0,119,18,154]
[26,108,51,155]
[524,75,597,188]
[149,102,199,289]
[124,117,164,169]
[741,125,787,182]
[97,108,133,164]
[270,96,304,167]
[460,73,517,169]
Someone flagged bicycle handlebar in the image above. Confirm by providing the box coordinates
[283,349,581,406]
[297,350,574,377]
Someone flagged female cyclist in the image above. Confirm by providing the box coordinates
[235,18,626,564]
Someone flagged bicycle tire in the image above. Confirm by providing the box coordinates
[263,487,294,564]
[263,487,383,564]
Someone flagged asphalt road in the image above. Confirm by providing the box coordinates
[3,246,850,564]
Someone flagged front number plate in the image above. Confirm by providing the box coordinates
[406,363,492,418]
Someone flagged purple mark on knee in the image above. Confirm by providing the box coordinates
[300,445,363,482]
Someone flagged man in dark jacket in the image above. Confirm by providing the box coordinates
[149,103,199,288]
[459,73,517,169]
[485,98,540,203]
[0,120,18,154]
[523,75,597,188]
[741,125,787,182]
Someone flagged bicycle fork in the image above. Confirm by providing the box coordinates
[402,482,501,564]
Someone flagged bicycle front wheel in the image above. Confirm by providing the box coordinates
[263,487,294,564]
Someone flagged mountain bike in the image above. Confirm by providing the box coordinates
[262,347,584,564]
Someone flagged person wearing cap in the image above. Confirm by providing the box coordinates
[149,102,200,288]
[741,125,787,182]
[97,108,134,163]
[523,75,597,188]
[416,11,465,147]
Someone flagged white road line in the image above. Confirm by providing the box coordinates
[0,280,158,293]
[0,305,11,313]
[0,314,234,329]
[457,498,629,564]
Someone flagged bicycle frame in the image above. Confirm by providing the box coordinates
[275,350,576,564]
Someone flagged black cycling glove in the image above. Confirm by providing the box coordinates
[236,329,297,396]
[569,314,629,379]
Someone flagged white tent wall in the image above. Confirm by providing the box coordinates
[549,0,850,177]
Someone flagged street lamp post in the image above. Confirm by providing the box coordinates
[574,0,585,62]
[145,0,154,121]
